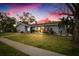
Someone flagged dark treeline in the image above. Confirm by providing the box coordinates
[0,12,16,32]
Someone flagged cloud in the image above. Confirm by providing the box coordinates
[6,4,41,16]
[47,11,65,21]
[37,18,49,24]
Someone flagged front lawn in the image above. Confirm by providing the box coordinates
[0,42,29,56]
[5,33,79,56]
[0,32,16,37]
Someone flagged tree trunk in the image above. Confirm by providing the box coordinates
[66,4,79,42]
[73,10,79,42]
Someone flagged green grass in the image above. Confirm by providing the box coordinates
[5,33,79,56]
[0,32,16,37]
[0,42,29,56]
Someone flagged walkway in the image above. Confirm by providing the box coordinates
[0,38,65,56]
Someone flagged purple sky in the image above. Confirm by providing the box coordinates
[0,3,71,22]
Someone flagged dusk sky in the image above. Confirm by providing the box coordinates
[0,3,71,22]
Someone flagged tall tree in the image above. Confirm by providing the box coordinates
[66,4,79,41]
[0,12,16,32]
[18,12,36,24]
[58,16,75,36]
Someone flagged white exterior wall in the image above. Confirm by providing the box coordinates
[44,25,63,35]
[59,27,66,35]
[51,26,59,35]
[16,25,26,32]
[27,26,31,32]
[51,26,66,35]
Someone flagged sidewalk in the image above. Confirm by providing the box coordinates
[0,38,65,56]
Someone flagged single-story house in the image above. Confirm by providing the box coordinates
[16,22,34,33]
[31,23,59,34]
[16,23,29,33]
[16,22,66,35]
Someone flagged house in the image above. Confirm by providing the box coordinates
[16,22,34,33]
[29,22,66,35]
[16,22,28,33]
[16,22,66,35]
[30,22,60,35]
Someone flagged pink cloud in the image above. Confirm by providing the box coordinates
[47,12,65,21]
[6,4,41,16]
[36,11,65,23]
[37,18,49,24]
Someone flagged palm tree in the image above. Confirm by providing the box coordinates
[58,17,66,35]
[68,16,75,35]
[58,16,75,36]
[66,4,79,41]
